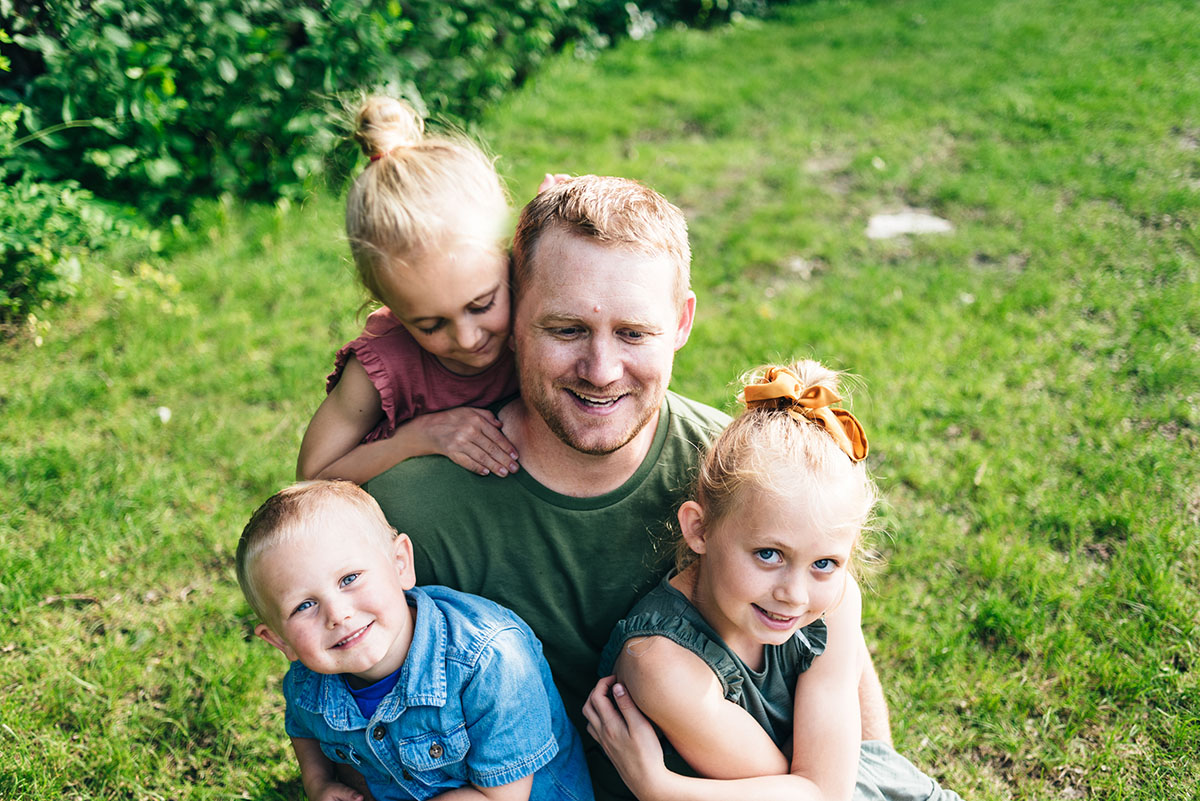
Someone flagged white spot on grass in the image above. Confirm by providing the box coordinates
[867,210,954,239]
[156,406,172,424]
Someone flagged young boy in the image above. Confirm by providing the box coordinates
[236,480,593,801]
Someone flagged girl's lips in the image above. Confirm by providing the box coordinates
[331,621,372,649]
[753,604,799,630]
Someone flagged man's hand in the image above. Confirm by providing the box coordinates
[412,407,520,477]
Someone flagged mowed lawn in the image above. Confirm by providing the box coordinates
[1,0,1197,798]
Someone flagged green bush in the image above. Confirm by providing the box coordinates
[0,0,588,215]
[1,1,783,216]
[0,103,151,326]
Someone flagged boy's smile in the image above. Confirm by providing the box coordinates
[254,522,418,687]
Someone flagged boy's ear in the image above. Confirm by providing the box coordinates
[393,533,417,590]
[255,623,298,662]
[677,500,707,555]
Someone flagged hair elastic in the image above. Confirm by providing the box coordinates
[741,367,869,462]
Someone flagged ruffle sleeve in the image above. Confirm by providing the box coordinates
[325,309,410,443]
[790,618,827,673]
[599,611,748,705]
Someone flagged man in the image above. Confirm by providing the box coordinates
[366,176,889,800]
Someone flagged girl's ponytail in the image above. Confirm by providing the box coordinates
[343,96,508,305]
[353,97,425,161]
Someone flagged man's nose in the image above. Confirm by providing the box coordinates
[578,335,623,387]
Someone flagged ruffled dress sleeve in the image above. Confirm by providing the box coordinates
[325,308,418,443]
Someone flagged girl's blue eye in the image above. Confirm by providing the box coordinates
[812,558,837,573]
[755,549,782,564]
[339,573,360,588]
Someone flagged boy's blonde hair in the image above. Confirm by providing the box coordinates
[345,96,509,304]
[679,360,878,571]
[511,175,691,308]
[236,480,397,623]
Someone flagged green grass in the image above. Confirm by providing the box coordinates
[3,0,1198,797]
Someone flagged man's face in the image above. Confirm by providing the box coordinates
[513,227,695,455]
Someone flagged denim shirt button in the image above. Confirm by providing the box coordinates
[428,742,444,759]
[403,769,413,781]
[372,725,386,741]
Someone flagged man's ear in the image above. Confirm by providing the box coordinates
[255,623,298,662]
[393,533,417,591]
[673,291,697,351]
[677,500,707,555]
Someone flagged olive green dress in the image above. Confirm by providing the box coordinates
[600,576,964,801]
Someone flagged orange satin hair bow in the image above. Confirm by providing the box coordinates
[741,367,869,463]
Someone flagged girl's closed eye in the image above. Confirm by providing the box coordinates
[468,295,497,314]
[417,320,447,335]
[339,572,361,588]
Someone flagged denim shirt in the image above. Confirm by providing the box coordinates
[283,585,593,801]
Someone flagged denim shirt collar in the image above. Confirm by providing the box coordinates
[289,586,449,731]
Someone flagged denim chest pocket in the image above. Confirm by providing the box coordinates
[398,724,471,785]
[319,739,363,767]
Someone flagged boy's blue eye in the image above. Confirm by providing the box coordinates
[293,600,314,614]
[339,572,360,588]
[755,549,782,564]
[812,558,837,573]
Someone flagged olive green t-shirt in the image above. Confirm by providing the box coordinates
[364,391,730,800]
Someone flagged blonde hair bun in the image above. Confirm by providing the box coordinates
[354,96,425,159]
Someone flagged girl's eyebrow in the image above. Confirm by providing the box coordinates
[470,283,501,303]
[407,283,502,325]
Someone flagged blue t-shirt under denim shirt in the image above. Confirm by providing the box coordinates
[282,585,593,801]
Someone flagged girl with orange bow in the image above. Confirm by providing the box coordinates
[583,360,962,801]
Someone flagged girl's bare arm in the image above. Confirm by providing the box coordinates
[584,583,865,801]
[296,356,518,482]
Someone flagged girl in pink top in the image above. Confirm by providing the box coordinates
[298,97,547,484]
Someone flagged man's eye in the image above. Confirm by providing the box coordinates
[339,573,360,588]
[553,326,583,338]
[620,329,646,341]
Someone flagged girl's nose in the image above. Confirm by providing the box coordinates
[774,572,808,608]
[457,324,486,352]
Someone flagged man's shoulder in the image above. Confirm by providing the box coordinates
[664,390,731,444]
